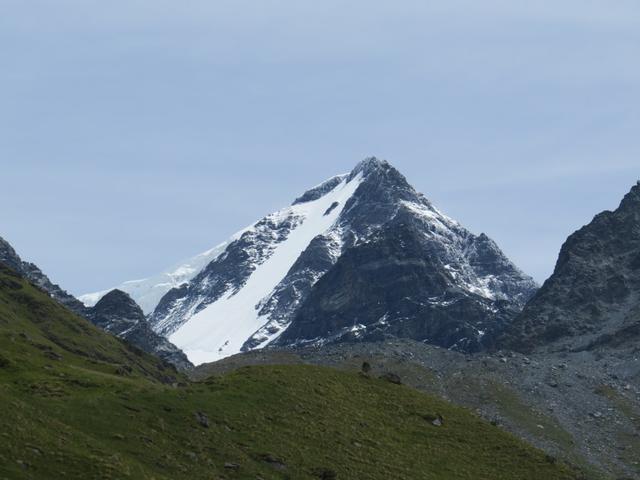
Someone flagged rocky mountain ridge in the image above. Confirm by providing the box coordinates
[0,235,191,369]
[501,181,640,353]
[89,290,192,370]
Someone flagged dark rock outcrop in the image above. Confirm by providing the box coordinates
[89,290,192,370]
[276,222,524,352]
[500,181,640,353]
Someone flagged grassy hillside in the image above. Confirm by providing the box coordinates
[0,265,580,479]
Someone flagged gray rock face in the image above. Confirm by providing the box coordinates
[270,160,536,352]
[275,221,528,352]
[0,235,88,316]
[0,235,191,370]
[150,157,537,357]
[89,290,192,370]
[500,181,640,353]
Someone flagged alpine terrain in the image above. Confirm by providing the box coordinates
[0,235,191,370]
[83,158,537,365]
[190,180,640,479]
[501,180,640,353]
[0,262,580,480]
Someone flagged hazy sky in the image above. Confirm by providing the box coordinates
[1,1,639,295]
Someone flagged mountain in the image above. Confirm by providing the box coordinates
[500,181,640,353]
[0,235,191,369]
[1,235,88,315]
[84,158,535,365]
[89,289,192,370]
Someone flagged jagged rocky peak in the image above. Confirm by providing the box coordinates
[121,157,539,365]
[89,289,193,370]
[0,235,24,272]
[500,181,640,353]
[91,289,145,335]
[350,156,389,175]
[0,235,88,315]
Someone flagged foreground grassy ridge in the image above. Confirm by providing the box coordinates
[0,267,579,479]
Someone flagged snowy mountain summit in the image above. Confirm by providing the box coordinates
[82,158,537,364]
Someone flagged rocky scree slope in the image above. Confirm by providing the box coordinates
[0,235,191,370]
[196,339,640,480]
[121,158,538,364]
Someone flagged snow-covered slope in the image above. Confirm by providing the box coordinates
[168,173,363,364]
[79,239,237,314]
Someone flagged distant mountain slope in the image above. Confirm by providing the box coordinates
[92,157,534,365]
[0,269,579,479]
[500,181,640,353]
[79,239,237,314]
[89,290,192,370]
[0,235,191,369]
[1,235,88,315]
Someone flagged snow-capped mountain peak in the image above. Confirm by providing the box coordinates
[82,158,537,365]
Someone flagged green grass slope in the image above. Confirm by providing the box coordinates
[0,265,580,480]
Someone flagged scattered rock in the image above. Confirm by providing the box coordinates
[378,372,402,385]
[224,462,240,470]
[186,451,197,461]
[0,353,11,368]
[421,413,444,426]
[28,446,43,456]
[311,467,337,479]
[115,365,132,376]
[261,453,286,470]
[361,361,371,374]
[194,411,210,428]
[43,350,62,361]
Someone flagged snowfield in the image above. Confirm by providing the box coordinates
[169,173,363,364]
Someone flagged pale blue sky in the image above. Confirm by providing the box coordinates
[1,1,639,294]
